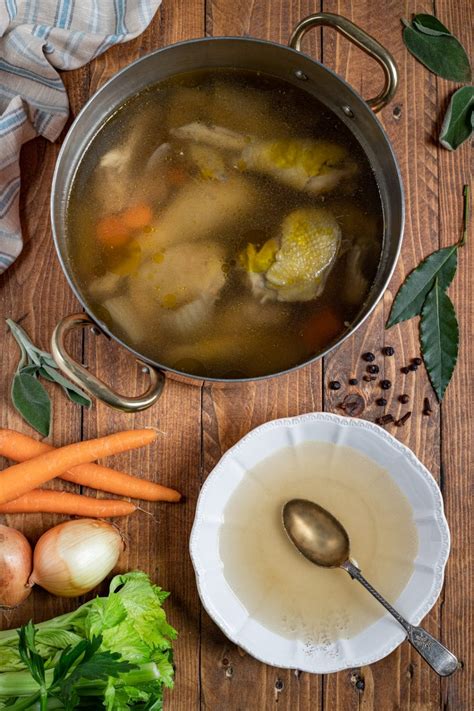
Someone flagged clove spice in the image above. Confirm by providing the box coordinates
[376,414,394,425]
[395,411,412,427]
[338,393,365,417]
[423,397,432,416]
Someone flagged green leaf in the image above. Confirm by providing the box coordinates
[57,639,135,710]
[440,86,474,151]
[37,366,56,382]
[20,365,41,377]
[6,320,54,368]
[7,318,92,414]
[52,640,90,687]
[11,372,51,437]
[17,623,45,688]
[402,18,471,82]
[85,596,127,639]
[412,14,452,37]
[420,279,459,401]
[386,245,457,327]
[40,365,92,408]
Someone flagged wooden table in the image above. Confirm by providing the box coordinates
[1,1,472,709]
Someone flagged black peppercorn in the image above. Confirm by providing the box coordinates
[329,380,341,390]
[367,364,380,374]
[399,394,409,404]
[376,397,387,406]
[383,346,395,356]
[401,366,410,374]
[409,363,418,372]
[349,378,358,385]
[362,352,375,362]
[380,379,392,390]
[412,357,422,366]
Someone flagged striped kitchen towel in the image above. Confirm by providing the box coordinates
[0,0,162,274]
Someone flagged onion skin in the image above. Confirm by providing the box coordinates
[0,524,33,608]
[29,518,124,597]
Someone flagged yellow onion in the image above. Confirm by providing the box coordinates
[0,524,32,608]
[29,519,124,597]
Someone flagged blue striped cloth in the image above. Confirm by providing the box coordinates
[0,0,162,273]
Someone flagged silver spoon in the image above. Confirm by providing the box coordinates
[282,498,458,677]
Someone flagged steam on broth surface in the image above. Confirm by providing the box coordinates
[68,69,383,378]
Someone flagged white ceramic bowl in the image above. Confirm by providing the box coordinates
[190,413,450,673]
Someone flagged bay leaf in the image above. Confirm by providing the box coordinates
[386,245,457,328]
[440,86,474,151]
[12,372,51,436]
[402,20,471,82]
[411,14,452,37]
[420,279,459,401]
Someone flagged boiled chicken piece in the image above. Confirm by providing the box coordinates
[145,142,171,173]
[328,201,379,305]
[239,207,341,302]
[88,272,124,301]
[240,138,356,194]
[139,176,256,252]
[102,295,146,346]
[93,103,170,214]
[171,122,249,152]
[344,244,370,306]
[128,240,226,336]
[187,143,227,181]
[172,123,356,195]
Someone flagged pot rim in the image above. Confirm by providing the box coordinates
[51,35,404,385]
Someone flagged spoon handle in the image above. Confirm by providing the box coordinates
[342,560,458,677]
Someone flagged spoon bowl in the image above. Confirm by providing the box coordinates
[282,498,349,567]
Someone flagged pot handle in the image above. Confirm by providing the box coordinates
[289,13,398,112]
[51,313,165,412]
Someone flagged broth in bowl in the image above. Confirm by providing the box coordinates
[67,69,383,378]
[219,441,418,644]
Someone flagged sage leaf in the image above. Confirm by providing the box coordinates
[440,86,474,151]
[420,279,459,401]
[7,319,93,430]
[38,366,56,382]
[41,365,92,408]
[12,372,51,436]
[386,246,457,328]
[402,17,471,82]
[21,364,41,376]
[412,14,452,37]
[64,389,92,407]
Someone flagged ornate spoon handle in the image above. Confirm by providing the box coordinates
[342,560,458,677]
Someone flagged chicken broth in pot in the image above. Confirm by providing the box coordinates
[68,69,383,379]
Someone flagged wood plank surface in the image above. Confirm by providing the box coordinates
[0,0,472,710]
[322,2,443,709]
[435,1,473,708]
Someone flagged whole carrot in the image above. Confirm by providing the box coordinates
[0,489,136,517]
[0,429,157,505]
[0,429,181,502]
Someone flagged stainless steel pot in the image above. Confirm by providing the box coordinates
[50,13,403,411]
